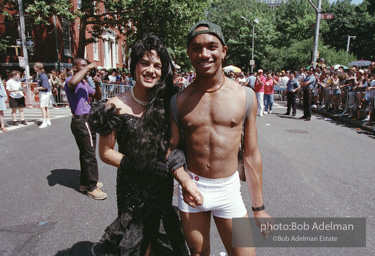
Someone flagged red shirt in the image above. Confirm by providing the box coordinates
[264,79,275,94]
[254,75,266,92]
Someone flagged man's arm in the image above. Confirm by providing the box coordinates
[91,76,102,100]
[243,92,264,209]
[168,108,203,207]
[243,92,272,238]
[67,63,97,89]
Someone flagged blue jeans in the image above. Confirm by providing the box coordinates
[264,94,274,112]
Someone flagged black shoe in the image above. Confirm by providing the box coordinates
[292,113,296,116]
[283,112,290,115]
[299,116,306,119]
[304,117,311,121]
[12,121,18,126]
[21,120,27,125]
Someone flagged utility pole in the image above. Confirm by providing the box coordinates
[346,35,356,54]
[241,16,259,73]
[18,0,30,81]
[307,0,322,69]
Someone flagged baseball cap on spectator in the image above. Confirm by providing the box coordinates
[358,69,364,74]
[187,20,226,47]
[258,69,263,73]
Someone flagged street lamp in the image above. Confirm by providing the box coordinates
[241,16,259,72]
[346,35,356,54]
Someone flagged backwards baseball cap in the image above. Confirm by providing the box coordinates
[187,20,226,47]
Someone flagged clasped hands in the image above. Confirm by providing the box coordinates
[146,149,204,207]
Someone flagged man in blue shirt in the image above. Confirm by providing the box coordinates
[300,67,316,121]
[245,72,257,90]
[284,71,300,116]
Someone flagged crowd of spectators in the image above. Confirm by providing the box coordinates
[219,60,375,122]
[1,60,374,133]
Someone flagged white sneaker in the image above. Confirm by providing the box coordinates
[39,122,48,129]
[269,110,272,114]
[259,113,263,117]
[47,119,51,126]
[264,111,268,115]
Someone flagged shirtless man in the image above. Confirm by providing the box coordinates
[169,20,271,256]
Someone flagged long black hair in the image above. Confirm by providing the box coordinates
[129,33,177,166]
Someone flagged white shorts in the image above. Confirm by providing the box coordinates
[39,91,50,107]
[178,170,247,219]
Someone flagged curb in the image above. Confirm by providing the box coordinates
[312,108,375,133]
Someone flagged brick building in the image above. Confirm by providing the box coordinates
[0,1,128,76]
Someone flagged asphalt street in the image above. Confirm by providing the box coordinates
[0,102,374,256]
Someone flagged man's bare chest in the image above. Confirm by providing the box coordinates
[180,93,245,129]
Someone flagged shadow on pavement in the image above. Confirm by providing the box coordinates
[47,169,81,192]
[277,114,299,120]
[0,221,57,256]
[55,241,94,256]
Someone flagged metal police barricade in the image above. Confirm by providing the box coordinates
[274,85,286,101]
[101,83,132,101]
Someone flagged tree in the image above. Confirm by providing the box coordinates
[1,0,208,65]
[207,0,278,71]
[263,38,356,71]
[322,0,375,60]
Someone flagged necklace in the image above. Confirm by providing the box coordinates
[130,86,148,106]
[194,75,225,93]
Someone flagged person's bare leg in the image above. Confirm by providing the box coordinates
[214,215,255,256]
[144,243,156,256]
[19,107,25,120]
[41,106,47,119]
[11,108,17,121]
[0,111,7,131]
[46,107,50,119]
[180,211,211,256]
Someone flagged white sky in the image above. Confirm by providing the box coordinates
[329,0,364,4]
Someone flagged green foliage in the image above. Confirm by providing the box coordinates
[0,36,12,56]
[2,0,374,71]
[322,0,375,60]
[122,0,209,71]
[207,0,278,71]
[263,38,356,71]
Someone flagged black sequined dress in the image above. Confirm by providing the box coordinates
[90,106,188,256]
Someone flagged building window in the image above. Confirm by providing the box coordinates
[62,19,72,57]
[93,41,99,61]
[122,43,126,65]
[115,42,119,64]
[84,46,88,59]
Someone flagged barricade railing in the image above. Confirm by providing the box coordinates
[101,83,131,100]
[298,86,374,120]
[274,85,287,101]
[6,82,132,108]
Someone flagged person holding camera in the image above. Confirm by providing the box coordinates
[65,58,106,200]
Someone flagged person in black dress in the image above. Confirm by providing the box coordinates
[89,33,188,256]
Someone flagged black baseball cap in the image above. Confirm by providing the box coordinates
[187,20,226,48]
